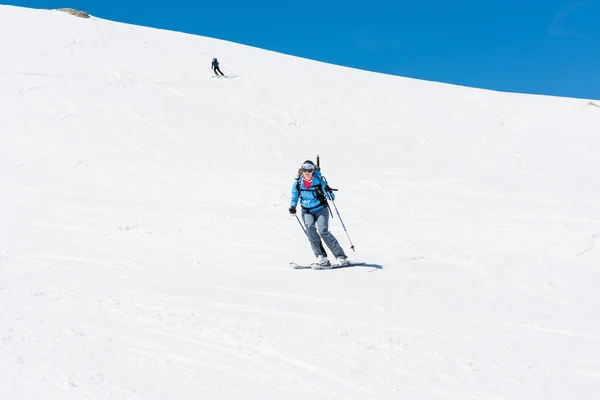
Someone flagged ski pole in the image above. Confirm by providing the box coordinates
[294,213,307,236]
[330,199,356,252]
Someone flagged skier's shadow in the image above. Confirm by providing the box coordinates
[358,263,383,271]
[335,262,383,271]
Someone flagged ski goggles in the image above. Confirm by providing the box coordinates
[301,163,315,172]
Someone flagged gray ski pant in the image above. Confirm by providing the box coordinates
[303,207,346,259]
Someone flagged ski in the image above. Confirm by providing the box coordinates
[289,261,364,270]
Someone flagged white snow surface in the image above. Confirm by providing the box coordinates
[1,5,600,399]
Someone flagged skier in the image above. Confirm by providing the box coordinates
[289,160,348,268]
[211,57,224,77]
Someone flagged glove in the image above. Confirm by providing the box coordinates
[288,206,296,215]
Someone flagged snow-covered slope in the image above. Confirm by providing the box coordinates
[1,5,599,399]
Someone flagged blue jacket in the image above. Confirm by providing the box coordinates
[290,171,335,213]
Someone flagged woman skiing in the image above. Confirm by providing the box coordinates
[289,160,348,268]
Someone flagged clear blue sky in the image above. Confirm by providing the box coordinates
[12,0,600,99]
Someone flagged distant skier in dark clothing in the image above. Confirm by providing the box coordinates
[212,58,224,77]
